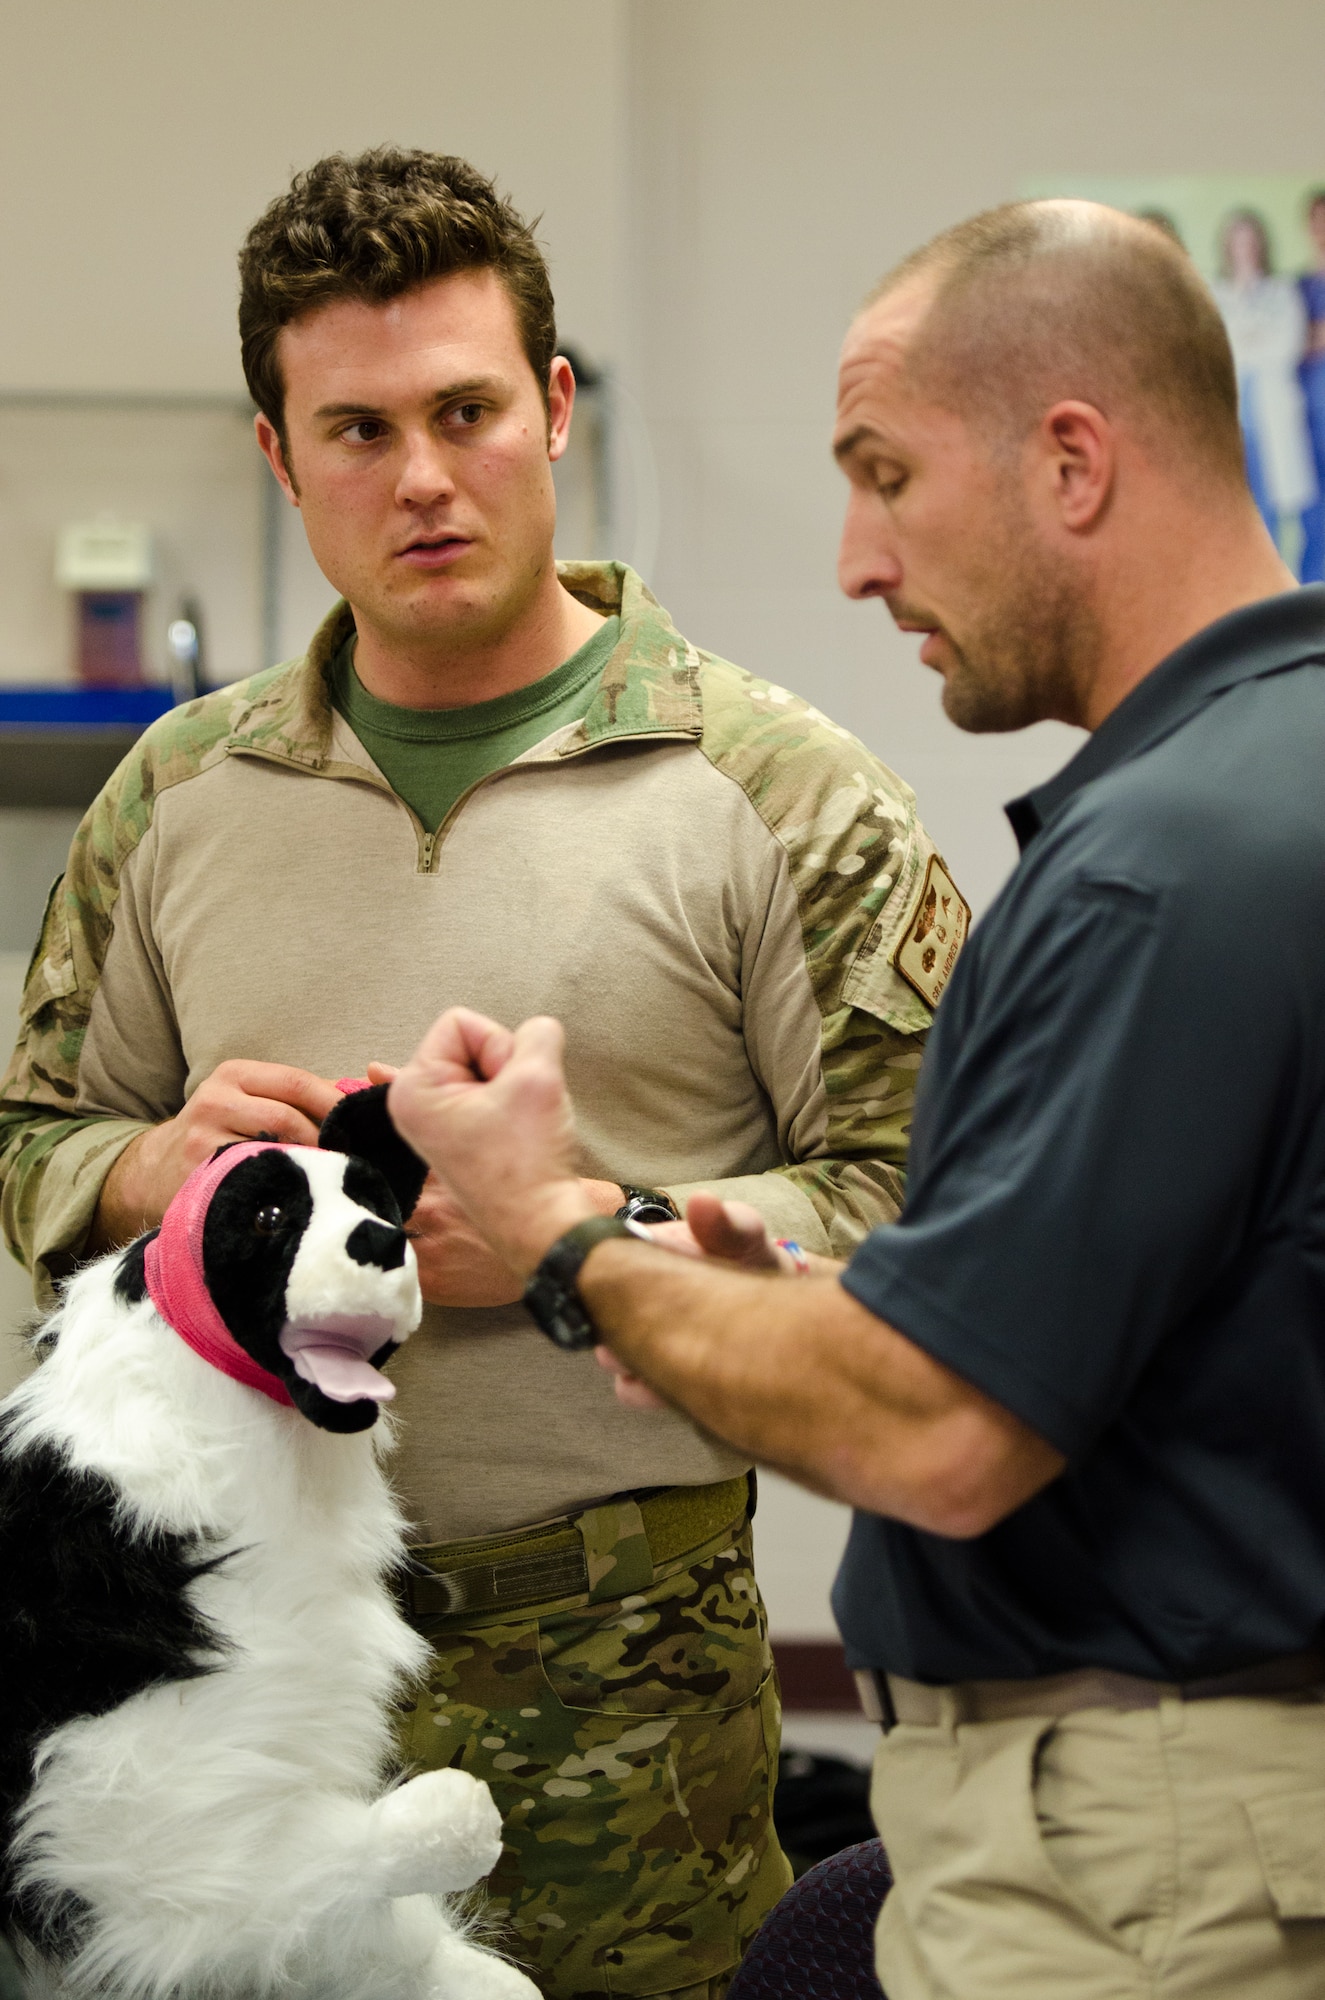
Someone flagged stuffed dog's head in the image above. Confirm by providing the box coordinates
[143,1084,428,1435]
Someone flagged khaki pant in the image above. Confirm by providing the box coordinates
[870,1687,1325,1998]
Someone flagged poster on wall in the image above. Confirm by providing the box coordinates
[1021,175,1325,583]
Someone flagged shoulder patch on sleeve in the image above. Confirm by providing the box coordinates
[891,855,970,1009]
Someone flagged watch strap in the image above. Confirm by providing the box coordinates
[522,1215,633,1351]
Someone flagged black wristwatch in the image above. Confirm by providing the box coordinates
[523,1216,634,1351]
[615,1184,680,1226]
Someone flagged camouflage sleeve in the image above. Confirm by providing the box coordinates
[0,745,164,1303]
[664,662,969,1260]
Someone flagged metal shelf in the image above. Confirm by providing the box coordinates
[0,729,148,811]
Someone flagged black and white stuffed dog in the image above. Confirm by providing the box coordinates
[0,1086,538,2000]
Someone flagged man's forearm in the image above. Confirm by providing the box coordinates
[577,1238,1063,1535]
[85,1129,156,1254]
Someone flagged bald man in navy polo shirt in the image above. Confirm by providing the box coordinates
[386,201,1325,2000]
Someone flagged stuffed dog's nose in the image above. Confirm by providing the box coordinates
[345,1219,409,1271]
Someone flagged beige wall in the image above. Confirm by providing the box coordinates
[0,0,625,394]
[3,0,1323,1631]
[623,0,1325,911]
[0,0,629,679]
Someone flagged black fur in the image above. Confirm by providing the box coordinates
[345,1219,407,1271]
[112,1231,158,1308]
[201,1151,312,1380]
[341,1157,404,1228]
[319,1086,427,1221]
[0,1420,226,1951]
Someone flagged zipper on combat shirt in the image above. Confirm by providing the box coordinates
[410,727,695,874]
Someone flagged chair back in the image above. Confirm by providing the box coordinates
[726,1837,892,1999]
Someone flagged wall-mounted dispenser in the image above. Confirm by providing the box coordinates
[54,517,153,686]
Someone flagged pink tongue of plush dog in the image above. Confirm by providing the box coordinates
[278,1324,395,1404]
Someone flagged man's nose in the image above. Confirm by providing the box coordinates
[837,488,903,602]
[395,431,457,508]
[345,1218,408,1271]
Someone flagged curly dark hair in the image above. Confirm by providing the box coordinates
[238,147,557,440]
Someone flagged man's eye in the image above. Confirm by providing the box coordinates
[254,1206,284,1236]
[452,403,485,427]
[341,420,386,444]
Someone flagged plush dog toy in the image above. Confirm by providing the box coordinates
[0,1085,538,2000]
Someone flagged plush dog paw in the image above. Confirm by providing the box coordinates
[426,1939,542,2000]
[455,1953,542,2000]
[372,1768,504,1896]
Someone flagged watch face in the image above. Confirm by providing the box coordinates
[621,1198,676,1225]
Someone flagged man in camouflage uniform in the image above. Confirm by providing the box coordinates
[0,150,958,1998]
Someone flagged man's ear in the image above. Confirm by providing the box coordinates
[546,354,576,464]
[319,1084,429,1221]
[254,410,301,505]
[1036,399,1114,533]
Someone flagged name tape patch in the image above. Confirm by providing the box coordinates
[891,854,970,1010]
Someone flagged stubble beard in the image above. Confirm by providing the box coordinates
[938,538,1099,735]
[369,543,550,661]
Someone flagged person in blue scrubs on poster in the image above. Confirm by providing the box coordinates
[1213,208,1317,567]
[1298,190,1325,584]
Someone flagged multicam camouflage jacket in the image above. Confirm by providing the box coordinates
[0,561,966,1538]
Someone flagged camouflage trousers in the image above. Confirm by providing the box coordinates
[395,1477,792,1998]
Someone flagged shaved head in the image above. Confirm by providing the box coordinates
[871,199,1243,481]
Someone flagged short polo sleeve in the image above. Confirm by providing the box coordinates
[841,851,1290,1458]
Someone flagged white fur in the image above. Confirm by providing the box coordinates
[5,1218,537,2000]
[282,1150,423,1342]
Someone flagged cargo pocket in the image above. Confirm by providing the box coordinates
[538,1529,770,1717]
[531,1526,786,1995]
[1245,1789,1325,1920]
[8,876,84,1114]
[21,876,79,1017]
[1032,1710,1174,1972]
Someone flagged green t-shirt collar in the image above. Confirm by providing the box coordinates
[330,615,620,744]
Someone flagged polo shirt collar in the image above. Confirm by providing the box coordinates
[1006,585,1325,851]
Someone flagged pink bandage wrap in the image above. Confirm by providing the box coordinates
[144,1141,295,1407]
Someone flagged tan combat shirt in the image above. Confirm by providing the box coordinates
[0,563,955,1541]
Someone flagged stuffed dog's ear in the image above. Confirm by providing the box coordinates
[318,1083,429,1221]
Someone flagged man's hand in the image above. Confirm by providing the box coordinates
[386,1010,598,1275]
[366,1060,621,1307]
[404,1175,624,1306]
[87,1060,342,1253]
[595,1193,835,1409]
[642,1192,783,1273]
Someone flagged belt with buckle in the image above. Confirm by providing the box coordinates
[855,1649,1325,1732]
[404,1473,752,1623]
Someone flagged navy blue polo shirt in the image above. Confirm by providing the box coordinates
[834,587,1325,1684]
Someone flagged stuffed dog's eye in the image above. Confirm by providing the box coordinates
[254,1206,284,1236]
